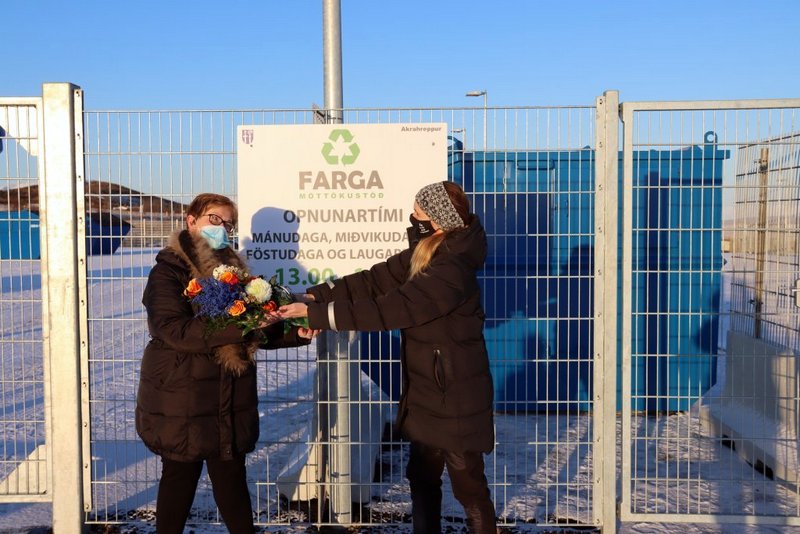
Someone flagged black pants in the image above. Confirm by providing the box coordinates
[156,456,255,534]
[406,442,497,534]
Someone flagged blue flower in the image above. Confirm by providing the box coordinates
[191,277,242,318]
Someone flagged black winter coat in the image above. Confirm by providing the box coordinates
[306,215,494,453]
[136,230,309,462]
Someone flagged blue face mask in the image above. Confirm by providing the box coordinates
[199,225,230,250]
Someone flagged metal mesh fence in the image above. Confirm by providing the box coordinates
[621,103,800,524]
[729,133,800,347]
[80,106,601,530]
[5,93,798,530]
[5,95,797,531]
[0,100,48,501]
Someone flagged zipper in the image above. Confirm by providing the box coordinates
[433,348,446,407]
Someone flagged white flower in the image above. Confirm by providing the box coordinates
[244,277,272,303]
[213,264,247,280]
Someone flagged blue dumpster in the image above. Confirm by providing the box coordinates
[458,137,728,412]
[0,210,131,259]
[86,212,131,255]
[627,143,726,412]
[358,136,728,412]
[462,149,596,412]
[0,210,41,259]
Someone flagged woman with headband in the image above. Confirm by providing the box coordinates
[278,181,496,533]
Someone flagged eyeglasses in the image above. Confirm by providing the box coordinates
[203,213,235,233]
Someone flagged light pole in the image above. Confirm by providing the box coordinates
[466,90,487,151]
[323,0,343,125]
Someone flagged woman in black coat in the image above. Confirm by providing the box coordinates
[136,193,314,534]
[278,182,497,534]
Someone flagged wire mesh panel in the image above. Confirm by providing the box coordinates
[729,133,800,348]
[620,101,800,525]
[80,109,321,527]
[0,100,49,501]
[454,107,600,529]
[79,106,602,531]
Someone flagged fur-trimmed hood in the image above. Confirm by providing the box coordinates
[167,229,248,280]
[164,229,256,376]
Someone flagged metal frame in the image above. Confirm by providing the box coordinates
[593,90,619,531]
[40,83,86,531]
[619,97,800,526]
[73,87,93,514]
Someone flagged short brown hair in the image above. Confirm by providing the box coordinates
[185,193,238,226]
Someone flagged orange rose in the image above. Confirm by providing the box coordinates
[262,301,278,312]
[228,300,247,316]
[184,278,202,297]
[218,271,240,285]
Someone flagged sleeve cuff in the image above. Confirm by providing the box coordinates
[308,301,337,332]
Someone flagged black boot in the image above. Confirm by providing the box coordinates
[411,485,443,533]
[407,442,446,533]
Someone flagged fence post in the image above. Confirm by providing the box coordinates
[322,3,352,522]
[593,90,619,533]
[329,331,355,524]
[40,82,86,532]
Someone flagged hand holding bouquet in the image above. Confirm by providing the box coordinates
[184,264,308,337]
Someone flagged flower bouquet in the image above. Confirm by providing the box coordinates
[184,264,307,337]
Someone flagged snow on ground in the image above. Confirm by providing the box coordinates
[2,249,800,533]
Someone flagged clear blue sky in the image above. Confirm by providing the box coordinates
[4,1,799,109]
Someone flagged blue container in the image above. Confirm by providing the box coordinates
[359,137,728,411]
[0,210,132,259]
[627,144,725,412]
[461,149,597,412]
[0,210,41,259]
[86,212,132,255]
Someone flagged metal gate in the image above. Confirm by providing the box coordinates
[0,98,49,501]
[74,97,615,530]
[0,85,88,532]
[620,99,800,526]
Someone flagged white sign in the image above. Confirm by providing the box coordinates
[237,123,447,290]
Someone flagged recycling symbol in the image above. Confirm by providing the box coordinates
[321,129,360,165]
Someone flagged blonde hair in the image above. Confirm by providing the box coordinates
[408,182,470,279]
[409,232,446,279]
